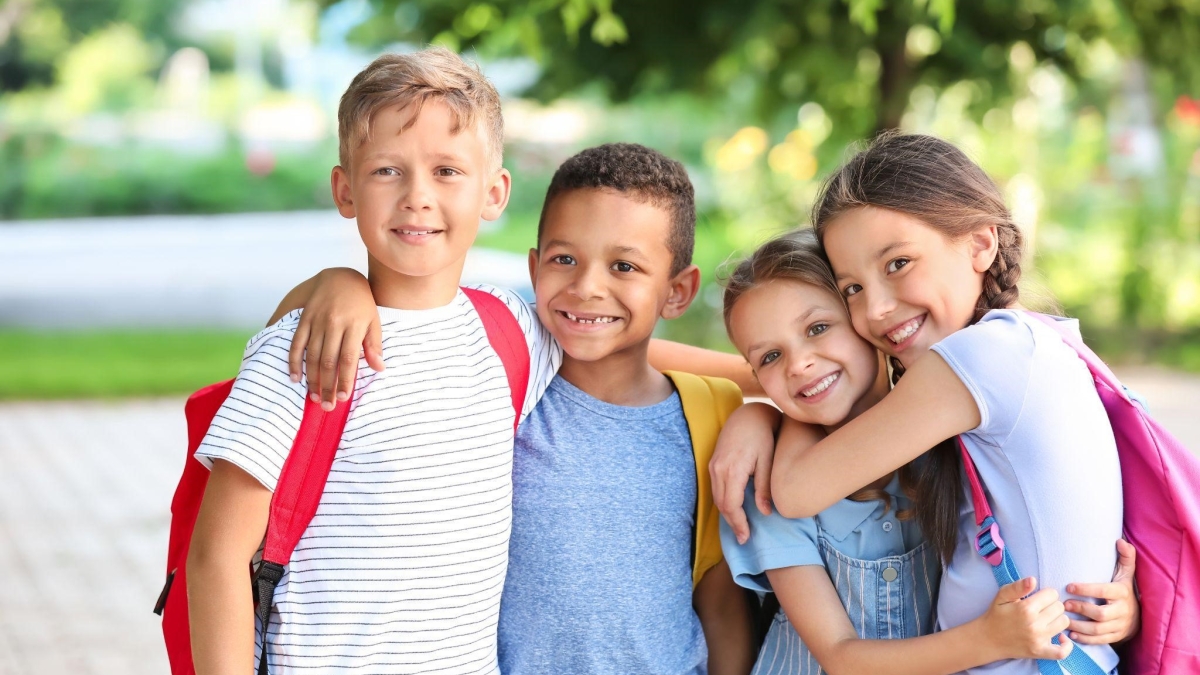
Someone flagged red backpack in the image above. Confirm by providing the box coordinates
[153,288,531,675]
[960,312,1200,675]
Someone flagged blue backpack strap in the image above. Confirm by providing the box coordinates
[958,437,1107,675]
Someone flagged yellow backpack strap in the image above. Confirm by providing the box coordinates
[664,370,744,588]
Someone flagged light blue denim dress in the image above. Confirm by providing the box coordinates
[721,475,940,675]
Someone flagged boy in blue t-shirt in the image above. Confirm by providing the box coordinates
[273,144,759,674]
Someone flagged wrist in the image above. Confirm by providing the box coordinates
[965,615,1008,663]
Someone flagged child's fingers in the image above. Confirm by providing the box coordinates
[1113,538,1137,581]
[336,330,361,402]
[1063,598,1122,624]
[290,317,311,383]
[1033,634,1074,661]
[1066,581,1127,601]
[1020,587,1059,614]
[305,332,325,401]
[1067,615,1125,641]
[994,577,1035,605]
[753,452,773,517]
[318,327,346,410]
[364,321,386,373]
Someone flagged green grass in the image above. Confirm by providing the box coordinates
[0,329,252,400]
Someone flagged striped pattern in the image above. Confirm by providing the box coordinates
[751,540,940,675]
[195,285,560,675]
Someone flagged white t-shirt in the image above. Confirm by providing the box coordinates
[931,310,1122,675]
[195,285,561,675]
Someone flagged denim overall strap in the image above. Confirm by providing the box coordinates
[958,437,1107,675]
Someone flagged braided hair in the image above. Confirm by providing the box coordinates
[809,132,1024,563]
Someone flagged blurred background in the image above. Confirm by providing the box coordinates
[0,1,1198,673]
[2,0,1200,396]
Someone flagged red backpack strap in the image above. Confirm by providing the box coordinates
[253,375,355,675]
[462,287,531,431]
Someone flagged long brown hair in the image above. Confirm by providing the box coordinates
[809,132,1026,563]
[722,228,915,518]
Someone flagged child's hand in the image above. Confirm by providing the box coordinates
[980,577,1073,662]
[288,268,384,410]
[1065,538,1139,645]
[710,402,781,544]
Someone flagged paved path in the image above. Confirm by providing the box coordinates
[0,368,1196,674]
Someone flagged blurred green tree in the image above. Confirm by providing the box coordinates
[0,0,186,91]
[332,0,1199,134]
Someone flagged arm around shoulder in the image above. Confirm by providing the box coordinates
[771,352,981,519]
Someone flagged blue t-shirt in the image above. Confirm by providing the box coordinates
[498,375,706,675]
[931,310,1123,675]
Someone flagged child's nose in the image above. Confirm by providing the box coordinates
[865,287,896,322]
[569,265,606,300]
[400,175,435,211]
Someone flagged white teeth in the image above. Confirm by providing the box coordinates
[564,311,616,324]
[801,372,839,397]
[398,230,437,236]
[887,317,923,344]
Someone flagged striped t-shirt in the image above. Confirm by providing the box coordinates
[195,285,561,675]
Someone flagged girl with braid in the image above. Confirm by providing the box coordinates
[711,133,1139,675]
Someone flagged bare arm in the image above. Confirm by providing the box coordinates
[648,340,762,397]
[187,460,272,675]
[694,560,757,675]
[772,352,980,519]
[769,566,1070,675]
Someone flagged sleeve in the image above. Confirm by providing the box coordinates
[470,285,563,422]
[718,485,824,593]
[928,310,1035,445]
[193,311,309,491]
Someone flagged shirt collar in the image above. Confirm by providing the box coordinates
[813,473,906,542]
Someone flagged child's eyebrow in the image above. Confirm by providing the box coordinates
[874,240,913,260]
[612,245,649,260]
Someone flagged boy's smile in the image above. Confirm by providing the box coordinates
[530,188,697,367]
[331,101,510,308]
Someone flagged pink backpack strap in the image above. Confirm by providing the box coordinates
[462,287,531,431]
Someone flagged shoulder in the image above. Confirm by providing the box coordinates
[237,311,303,378]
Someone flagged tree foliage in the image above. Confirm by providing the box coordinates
[0,0,187,91]
[330,0,1200,134]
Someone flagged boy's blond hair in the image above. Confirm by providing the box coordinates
[337,46,503,170]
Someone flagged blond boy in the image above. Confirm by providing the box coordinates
[186,47,561,675]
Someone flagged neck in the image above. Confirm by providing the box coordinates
[367,253,466,310]
[557,339,674,407]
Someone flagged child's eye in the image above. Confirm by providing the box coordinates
[807,323,829,337]
[436,167,460,177]
[842,284,862,297]
[885,258,910,274]
[374,167,399,177]
[611,261,636,273]
[760,350,781,367]
[551,254,576,265]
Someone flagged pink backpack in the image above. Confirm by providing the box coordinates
[962,312,1200,675]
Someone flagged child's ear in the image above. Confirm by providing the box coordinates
[661,264,701,320]
[527,248,539,287]
[968,225,1000,273]
[481,168,512,221]
[331,166,355,219]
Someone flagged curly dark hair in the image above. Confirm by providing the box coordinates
[537,143,696,276]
